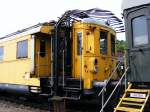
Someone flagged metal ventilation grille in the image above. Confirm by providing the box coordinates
[70,8,125,33]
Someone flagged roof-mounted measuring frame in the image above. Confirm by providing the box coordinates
[57,8,125,33]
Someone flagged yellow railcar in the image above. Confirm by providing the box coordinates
[0,23,54,94]
[0,9,120,100]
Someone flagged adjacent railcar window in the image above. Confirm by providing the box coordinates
[17,40,28,58]
[111,34,115,56]
[132,16,148,46]
[40,40,46,57]
[100,31,107,55]
[77,32,82,55]
[0,47,4,61]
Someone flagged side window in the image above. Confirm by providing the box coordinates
[0,47,4,61]
[100,31,108,55]
[40,40,46,57]
[132,16,148,47]
[17,40,28,59]
[77,32,82,55]
[111,34,115,56]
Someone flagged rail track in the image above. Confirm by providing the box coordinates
[0,92,99,112]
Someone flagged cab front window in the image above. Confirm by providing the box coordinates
[77,32,82,55]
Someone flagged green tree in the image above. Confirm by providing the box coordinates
[116,40,126,53]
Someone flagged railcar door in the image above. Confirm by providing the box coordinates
[74,31,82,78]
[126,7,150,82]
[35,34,51,78]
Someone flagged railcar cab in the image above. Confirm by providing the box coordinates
[72,20,117,95]
[54,10,118,99]
[122,1,150,83]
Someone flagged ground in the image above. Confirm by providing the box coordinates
[0,99,48,112]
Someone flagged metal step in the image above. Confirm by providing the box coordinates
[114,107,141,112]
[63,87,81,100]
[127,89,149,93]
[121,98,146,103]
[39,93,51,97]
[64,87,81,91]
[121,102,143,106]
[64,78,82,88]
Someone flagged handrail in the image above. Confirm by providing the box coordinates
[50,37,54,87]
[99,67,129,112]
[80,47,82,90]
[62,50,65,88]
[98,61,122,96]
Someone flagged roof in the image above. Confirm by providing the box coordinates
[0,22,55,42]
[122,0,150,10]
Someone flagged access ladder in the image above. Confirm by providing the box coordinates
[114,84,150,112]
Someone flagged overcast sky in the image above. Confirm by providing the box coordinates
[0,0,125,40]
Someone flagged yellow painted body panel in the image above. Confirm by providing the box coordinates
[72,22,117,89]
[40,25,54,34]
[0,35,40,86]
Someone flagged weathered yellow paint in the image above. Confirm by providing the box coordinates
[0,35,40,86]
[72,22,117,89]
[35,36,51,77]
[40,25,54,34]
[0,24,53,87]
[86,31,94,53]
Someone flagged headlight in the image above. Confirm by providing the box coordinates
[94,65,98,73]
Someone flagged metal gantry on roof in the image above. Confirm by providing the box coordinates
[59,8,125,33]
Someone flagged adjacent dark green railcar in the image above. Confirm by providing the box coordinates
[122,1,150,82]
